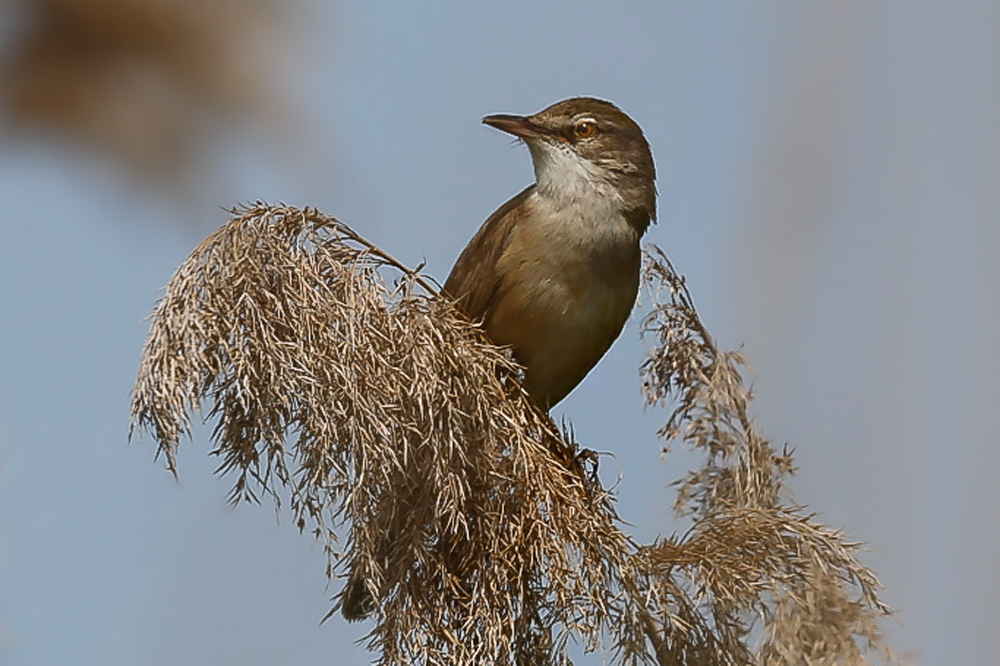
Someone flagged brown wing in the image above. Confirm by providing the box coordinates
[442,185,533,322]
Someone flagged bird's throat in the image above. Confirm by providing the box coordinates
[529,141,622,208]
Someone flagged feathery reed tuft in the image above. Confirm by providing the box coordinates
[131,204,895,665]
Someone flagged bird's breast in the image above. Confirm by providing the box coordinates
[486,193,641,407]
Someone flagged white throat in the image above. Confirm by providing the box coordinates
[524,140,638,251]
[528,141,621,209]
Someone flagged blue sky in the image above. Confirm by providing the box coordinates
[1,1,998,664]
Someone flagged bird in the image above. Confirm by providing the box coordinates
[341,97,656,621]
[443,96,656,410]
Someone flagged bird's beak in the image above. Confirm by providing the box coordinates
[482,114,548,139]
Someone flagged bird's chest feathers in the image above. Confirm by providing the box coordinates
[496,189,640,332]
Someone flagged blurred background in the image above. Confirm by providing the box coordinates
[1,1,997,664]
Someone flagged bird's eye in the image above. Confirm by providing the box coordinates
[574,120,597,139]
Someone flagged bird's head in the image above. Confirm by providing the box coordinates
[483,97,656,231]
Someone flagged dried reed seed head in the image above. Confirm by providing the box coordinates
[132,204,633,663]
[131,205,895,665]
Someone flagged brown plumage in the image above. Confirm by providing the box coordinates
[443,97,656,409]
[342,97,656,620]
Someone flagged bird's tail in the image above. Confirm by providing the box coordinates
[340,573,376,622]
